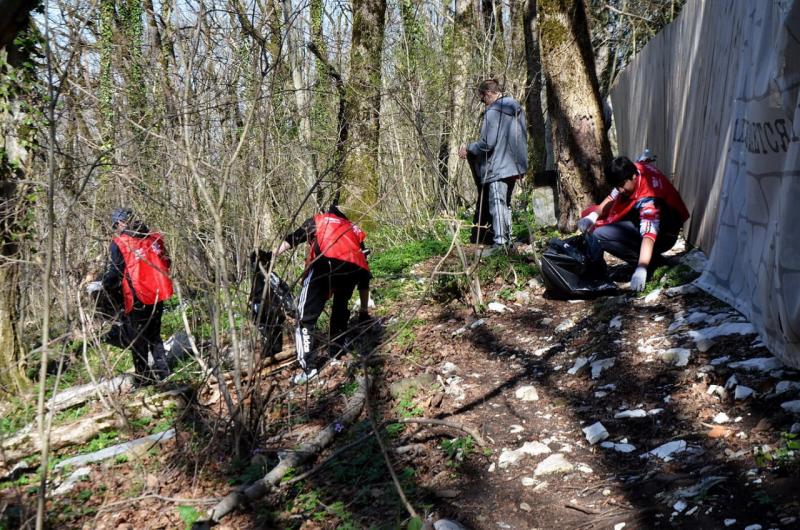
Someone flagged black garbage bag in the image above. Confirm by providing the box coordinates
[541,233,617,299]
[250,250,296,356]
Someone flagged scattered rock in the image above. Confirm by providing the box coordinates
[515,291,531,305]
[790,423,800,434]
[734,386,755,400]
[724,375,739,390]
[723,519,736,527]
[498,441,551,468]
[515,385,539,402]
[533,454,575,476]
[710,355,731,366]
[713,412,730,424]
[433,519,468,530]
[567,356,589,375]
[609,316,622,330]
[488,302,509,313]
[615,409,647,419]
[643,288,661,303]
[774,380,800,394]
[509,424,524,434]
[521,477,536,487]
[555,319,575,332]
[519,502,532,512]
[743,525,762,530]
[727,357,783,373]
[660,348,691,367]
[440,362,459,376]
[689,323,757,352]
[673,500,687,512]
[641,440,687,461]
[591,358,615,379]
[601,441,636,453]
[665,284,700,296]
[582,422,609,444]
[469,319,485,329]
[576,463,594,474]
[443,376,466,401]
[780,400,800,414]
[707,385,726,399]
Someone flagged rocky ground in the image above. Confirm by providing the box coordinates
[2,242,800,530]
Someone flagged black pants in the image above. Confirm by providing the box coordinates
[593,221,678,267]
[123,301,169,381]
[295,259,363,371]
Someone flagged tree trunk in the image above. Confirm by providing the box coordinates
[0,0,37,396]
[538,0,611,232]
[339,0,386,222]
[523,0,546,176]
[444,0,475,210]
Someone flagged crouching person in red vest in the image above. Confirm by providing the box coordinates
[100,208,173,385]
[578,155,690,292]
[274,205,371,384]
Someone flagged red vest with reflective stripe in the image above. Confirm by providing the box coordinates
[308,213,369,271]
[113,233,174,313]
[595,162,690,227]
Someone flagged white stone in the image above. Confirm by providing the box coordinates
[440,362,459,375]
[673,500,687,513]
[689,323,757,352]
[615,409,647,419]
[641,440,687,460]
[609,316,623,330]
[515,385,539,402]
[774,381,800,394]
[591,358,615,379]
[723,519,736,527]
[533,454,575,476]
[582,422,609,444]
[555,319,575,332]
[498,441,551,468]
[728,357,783,372]
[707,385,726,398]
[576,463,594,474]
[660,348,691,367]
[601,441,636,453]
[644,289,661,303]
[488,302,509,313]
[433,520,468,530]
[469,319,485,329]
[648,408,664,416]
[533,345,554,357]
[734,386,755,400]
[780,400,800,414]
[743,525,762,530]
[568,356,589,375]
[521,477,535,486]
[713,412,730,424]
[710,355,731,366]
[519,502,532,512]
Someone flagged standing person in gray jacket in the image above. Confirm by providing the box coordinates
[459,79,528,257]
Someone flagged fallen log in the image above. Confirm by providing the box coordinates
[1,388,186,467]
[198,375,372,526]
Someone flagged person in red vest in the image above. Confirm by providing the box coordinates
[578,155,690,292]
[274,205,372,383]
[97,208,173,385]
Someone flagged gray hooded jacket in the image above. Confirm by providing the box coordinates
[467,96,528,184]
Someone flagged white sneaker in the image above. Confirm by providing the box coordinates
[291,368,318,385]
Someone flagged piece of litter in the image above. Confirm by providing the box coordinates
[488,302,508,313]
[673,500,687,512]
[510,425,524,434]
[601,441,636,453]
[609,316,623,330]
[728,357,783,372]
[515,385,539,402]
[661,348,691,367]
[568,356,589,375]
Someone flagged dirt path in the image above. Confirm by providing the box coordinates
[378,249,800,530]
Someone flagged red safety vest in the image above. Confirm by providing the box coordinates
[307,213,370,271]
[112,232,174,313]
[588,162,690,227]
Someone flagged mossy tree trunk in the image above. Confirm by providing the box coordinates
[538,0,611,232]
[0,0,38,396]
[339,0,386,222]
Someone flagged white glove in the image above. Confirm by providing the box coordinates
[630,266,647,292]
[85,281,102,294]
[577,211,599,233]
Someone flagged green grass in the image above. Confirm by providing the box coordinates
[370,236,450,278]
[177,505,201,530]
[642,263,700,295]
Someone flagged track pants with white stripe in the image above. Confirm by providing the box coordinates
[295,258,361,371]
